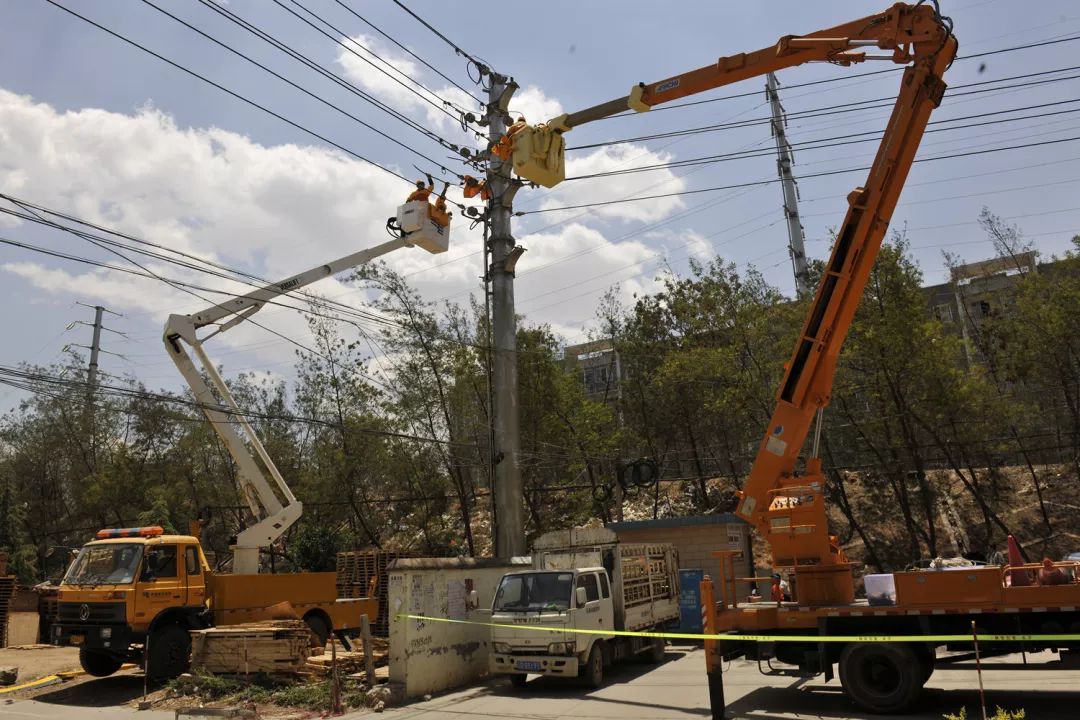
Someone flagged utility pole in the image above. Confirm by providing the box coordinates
[485,71,526,558]
[68,302,125,391]
[766,73,812,297]
[87,305,104,389]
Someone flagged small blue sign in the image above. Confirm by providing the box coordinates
[678,569,705,634]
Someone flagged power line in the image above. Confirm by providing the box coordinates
[521,135,1080,215]
[193,0,473,152]
[40,0,417,185]
[585,33,1080,121]
[389,0,485,69]
[330,0,483,105]
[568,68,1080,152]
[137,0,462,178]
[280,0,482,126]
[0,195,559,359]
[0,364,471,446]
[567,96,1080,181]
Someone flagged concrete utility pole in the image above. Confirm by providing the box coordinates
[70,302,125,391]
[87,304,104,389]
[766,73,812,297]
[486,72,526,558]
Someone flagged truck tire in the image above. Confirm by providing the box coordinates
[509,673,528,688]
[645,636,666,664]
[79,648,123,677]
[581,643,604,688]
[304,613,330,648]
[147,624,191,681]
[838,643,923,714]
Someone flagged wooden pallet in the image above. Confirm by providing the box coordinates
[335,551,415,637]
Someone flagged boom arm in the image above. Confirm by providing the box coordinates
[163,237,409,574]
[516,2,956,603]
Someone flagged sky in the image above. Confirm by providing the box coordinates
[1,0,1079,409]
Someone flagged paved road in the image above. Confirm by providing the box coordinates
[376,645,1080,720]
[0,646,1075,719]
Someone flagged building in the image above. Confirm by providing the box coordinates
[561,339,624,402]
[923,251,1038,365]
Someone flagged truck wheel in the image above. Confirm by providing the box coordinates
[581,643,604,688]
[79,648,123,677]
[838,643,923,714]
[147,624,191,681]
[304,613,330,648]
[916,645,935,684]
[645,636,666,664]
[509,673,528,688]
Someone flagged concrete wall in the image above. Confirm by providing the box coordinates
[610,521,753,601]
[387,557,528,699]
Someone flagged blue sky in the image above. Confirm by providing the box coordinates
[1,0,1079,408]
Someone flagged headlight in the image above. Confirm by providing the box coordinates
[493,643,511,654]
[548,642,568,655]
[100,628,112,639]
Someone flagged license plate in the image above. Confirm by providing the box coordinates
[70,635,85,646]
[515,661,541,672]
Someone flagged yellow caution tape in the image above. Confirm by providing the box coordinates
[0,674,64,695]
[397,614,1080,643]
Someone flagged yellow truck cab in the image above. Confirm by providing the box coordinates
[53,526,209,679]
[52,526,374,679]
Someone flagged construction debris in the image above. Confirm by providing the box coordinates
[190,621,312,675]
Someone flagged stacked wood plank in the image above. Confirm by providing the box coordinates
[335,551,414,637]
[305,637,389,679]
[190,620,312,675]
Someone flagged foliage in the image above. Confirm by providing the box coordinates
[943,707,1025,720]
[1,213,1077,579]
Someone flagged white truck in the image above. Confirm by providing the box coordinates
[489,527,680,688]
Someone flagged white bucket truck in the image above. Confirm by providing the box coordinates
[489,527,680,687]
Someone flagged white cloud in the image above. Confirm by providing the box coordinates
[536,144,686,223]
[507,86,563,124]
[335,35,483,141]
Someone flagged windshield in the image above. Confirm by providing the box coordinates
[62,543,144,586]
[493,572,574,612]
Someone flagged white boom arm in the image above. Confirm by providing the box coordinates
[163,237,411,574]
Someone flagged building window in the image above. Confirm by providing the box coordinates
[932,303,953,322]
[583,365,611,395]
[728,533,741,546]
[971,300,992,318]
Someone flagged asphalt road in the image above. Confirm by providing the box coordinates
[0,645,1075,719]
[376,645,1080,720]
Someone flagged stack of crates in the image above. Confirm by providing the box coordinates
[335,550,415,637]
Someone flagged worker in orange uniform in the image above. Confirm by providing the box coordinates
[429,181,451,228]
[770,573,784,605]
[407,173,435,203]
[491,117,527,161]
[463,175,491,201]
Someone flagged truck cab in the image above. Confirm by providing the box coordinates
[489,528,679,688]
[52,526,210,679]
[489,567,614,683]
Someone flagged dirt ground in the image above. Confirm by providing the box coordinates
[0,646,81,684]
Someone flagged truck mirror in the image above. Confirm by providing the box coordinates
[575,586,587,608]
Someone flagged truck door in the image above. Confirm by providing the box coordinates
[183,544,206,608]
[576,573,605,632]
[137,544,182,624]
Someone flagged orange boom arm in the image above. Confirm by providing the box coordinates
[513,2,956,604]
